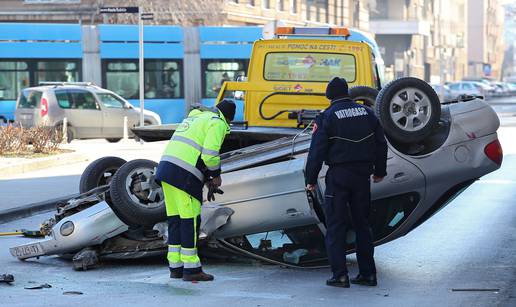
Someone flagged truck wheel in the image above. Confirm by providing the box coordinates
[109,159,165,227]
[349,86,378,107]
[79,156,127,193]
[375,77,441,144]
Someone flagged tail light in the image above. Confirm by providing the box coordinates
[484,139,503,166]
[40,98,48,117]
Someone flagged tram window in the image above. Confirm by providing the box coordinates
[103,60,182,99]
[35,61,80,85]
[0,61,29,100]
[202,60,247,98]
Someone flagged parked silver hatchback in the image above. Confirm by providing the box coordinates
[14,82,161,142]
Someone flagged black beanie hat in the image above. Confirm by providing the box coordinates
[325,77,349,100]
[217,99,236,122]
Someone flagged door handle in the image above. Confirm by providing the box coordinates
[286,208,304,217]
[390,172,409,183]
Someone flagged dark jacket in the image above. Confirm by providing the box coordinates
[305,97,388,184]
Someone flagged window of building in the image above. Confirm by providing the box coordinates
[264,52,356,82]
[55,89,98,110]
[291,0,297,13]
[0,61,29,100]
[277,0,285,11]
[103,59,182,100]
[263,0,271,9]
[249,0,255,5]
[202,59,247,98]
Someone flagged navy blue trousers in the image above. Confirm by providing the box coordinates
[323,165,376,278]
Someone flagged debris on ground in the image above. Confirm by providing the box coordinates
[24,283,52,290]
[63,291,84,295]
[0,274,14,284]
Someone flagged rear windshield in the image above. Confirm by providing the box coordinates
[18,90,42,109]
[264,52,356,82]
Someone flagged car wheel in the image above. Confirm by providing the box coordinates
[55,124,74,143]
[109,159,165,227]
[106,138,122,143]
[375,77,441,144]
[349,86,378,107]
[79,156,127,193]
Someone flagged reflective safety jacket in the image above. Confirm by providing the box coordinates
[155,108,230,202]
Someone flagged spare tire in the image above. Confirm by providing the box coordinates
[375,77,441,144]
[109,159,165,227]
[79,156,127,193]
[349,86,378,107]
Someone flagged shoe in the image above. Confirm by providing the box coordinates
[183,271,214,282]
[350,274,377,286]
[169,267,183,279]
[326,275,350,288]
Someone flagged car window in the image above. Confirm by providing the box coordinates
[55,90,71,108]
[449,83,460,90]
[264,52,356,82]
[96,93,126,109]
[55,89,98,110]
[18,90,42,109]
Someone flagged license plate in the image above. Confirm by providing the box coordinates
[10,243,45,259]
[20,114,33,120]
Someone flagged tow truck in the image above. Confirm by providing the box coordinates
[132,27,385,145]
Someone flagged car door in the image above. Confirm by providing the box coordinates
[95,92,128,137]
[55,89,102,138]
[315,149,426,243]
[212,158,319,238]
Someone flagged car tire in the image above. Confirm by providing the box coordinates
[349,86,378,107]
[79,156,127,193]
[375,77,441,144]
[55,124,74,143]
[106,138,122,143]
[109,159,166,227]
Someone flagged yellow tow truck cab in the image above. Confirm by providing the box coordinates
[133,27,384,143]
[217,27,380,128]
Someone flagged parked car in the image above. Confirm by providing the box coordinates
[10,79,503,270]
[14,82,161,142]
[448,81,489,99]
[430,84,454,102]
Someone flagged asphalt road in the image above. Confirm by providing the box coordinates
[0,99,515,306]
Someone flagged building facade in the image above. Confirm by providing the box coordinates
[369,0,468,83]
[467,0,505,79]
[0,1,369,31]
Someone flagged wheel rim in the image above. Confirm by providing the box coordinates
[389,87,432,132]
[125,167,164,209]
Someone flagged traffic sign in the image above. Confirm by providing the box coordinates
[99,7,139,14]
[141,13,154,20]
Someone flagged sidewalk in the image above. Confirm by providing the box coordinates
[0,139,167,212]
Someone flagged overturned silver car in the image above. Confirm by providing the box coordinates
[10,80,503,270]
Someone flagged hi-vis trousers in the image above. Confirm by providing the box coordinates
[162,182,202,275]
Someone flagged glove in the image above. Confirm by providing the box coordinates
[207,182,224,202]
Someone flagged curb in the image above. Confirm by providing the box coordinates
[0,194,78,224]
[0,152,89,178]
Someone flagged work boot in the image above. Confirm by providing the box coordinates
[326,274,350,288]
[169,267,183,279]
[183,271,214,282]
[350,273,377,286]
